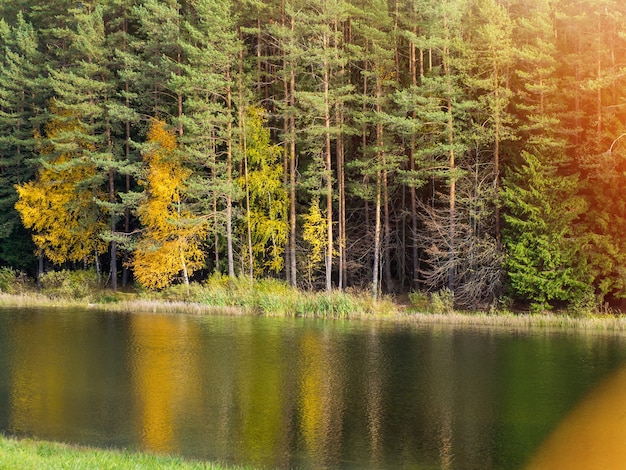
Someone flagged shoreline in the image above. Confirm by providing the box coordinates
[2,292,626,333]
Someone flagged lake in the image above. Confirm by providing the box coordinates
[0,307,625,469]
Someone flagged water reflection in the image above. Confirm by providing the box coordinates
[526,362,626,469]
[1,309,626,469]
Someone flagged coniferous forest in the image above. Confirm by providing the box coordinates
[1,0,626,312]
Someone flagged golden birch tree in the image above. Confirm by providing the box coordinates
[132,119,208,289]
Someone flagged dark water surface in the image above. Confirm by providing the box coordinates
[1,308,625,469]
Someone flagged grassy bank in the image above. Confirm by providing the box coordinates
[0,434,250,469]
[397,311,626,332]
[2,269,626,331]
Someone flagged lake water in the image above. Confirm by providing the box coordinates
[1,308,625,469]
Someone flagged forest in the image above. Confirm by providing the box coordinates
[0,0,625,312]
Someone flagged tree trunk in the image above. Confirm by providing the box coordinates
[494,61,501,244]
[242,112,253,278]
[372,169,382,299]
[122,16,130,287]
[226,71,235,278]
[337,105,346,289]
[443,14,455,292]
[376,75,392,291]
[409,36,419,288]
[323,30,333,292]
[109,170,117,291]
[289,17,297,287]
[336,21,346,289]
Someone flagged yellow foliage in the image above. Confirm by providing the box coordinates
[301,198,327,282]
[239,106,288,275]
[14,103,107,264]
[132,119,207,289]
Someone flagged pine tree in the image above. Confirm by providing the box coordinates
[179,0,242,277]
[463,0,515,242]
[131,0,183,120]
[351,0,403,297]
[42,2,120,279]
[266,3,302,285]
[0,13,42,268]
[294,0,349,291]
[102,0,143,288]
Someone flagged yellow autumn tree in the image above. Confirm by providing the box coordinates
[301,198,327,288]
[14,103,107,264]
[132,119,208,289]
[239,106,288,276]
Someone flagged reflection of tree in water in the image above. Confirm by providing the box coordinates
[298,329,346,468]
[8,316,71,436]
[130,315,203,454]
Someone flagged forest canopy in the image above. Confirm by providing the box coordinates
[1,0,625,311]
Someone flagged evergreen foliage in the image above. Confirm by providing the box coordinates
[3,0,626,310]
[502,150,587,311]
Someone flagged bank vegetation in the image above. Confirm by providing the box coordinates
[3,267,626,333]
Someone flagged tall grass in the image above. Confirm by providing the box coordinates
[0,434,251,469]
[396,311,626,332]
[112,275,399,319]
[4,270,626,332]
[190,275,391,318]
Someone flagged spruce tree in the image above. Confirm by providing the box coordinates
[501,151,587,311]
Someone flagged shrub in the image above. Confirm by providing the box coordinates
[408,291,430,312]
[40,269,101,299]
[568,287,598,317]
[529,301,551,314]
[0,267,31,294]
[161,282,207,302]
[431,288,455,314]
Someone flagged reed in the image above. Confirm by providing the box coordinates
[396,311,626,332]
[4,274,626,333]
[0,434,251,469]
[93,299,243,316]
[0,292,86,308]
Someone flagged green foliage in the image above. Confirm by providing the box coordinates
[40,269,101,299]
[0,435,248,470]
[502,150,588,308]
[430,288,455,315]
[408,291,430,312]
[240,106,289,275]
[0,266,30,293]
[157,282,210,303]
[568,286,599,318]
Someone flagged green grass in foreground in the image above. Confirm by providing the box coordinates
[0,435,251,470]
